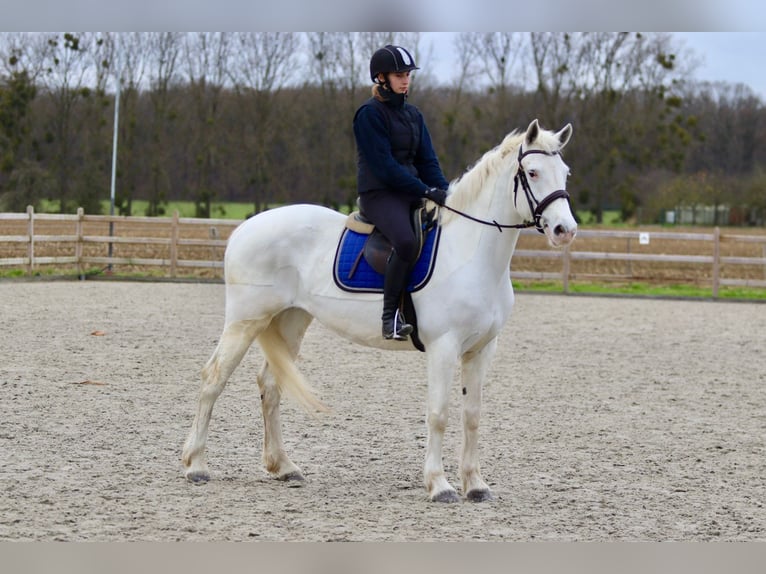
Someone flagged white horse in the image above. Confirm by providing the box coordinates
[182,119,577,502]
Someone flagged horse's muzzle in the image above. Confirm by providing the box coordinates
[545,223,577,247]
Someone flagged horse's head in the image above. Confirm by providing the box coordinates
[515,119,577,248]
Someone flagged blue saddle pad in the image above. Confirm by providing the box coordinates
[333,225,441,293]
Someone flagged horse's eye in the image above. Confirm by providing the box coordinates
[527,170,537,178]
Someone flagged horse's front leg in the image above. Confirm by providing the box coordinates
[459,336,498,502]
[424,341,461,502]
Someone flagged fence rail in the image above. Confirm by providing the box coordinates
[0,206,237,279]
[2,206,766,296]
[512,227,766,295]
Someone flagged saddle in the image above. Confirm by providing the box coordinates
[345,206,435,276]
[333,203,441,352]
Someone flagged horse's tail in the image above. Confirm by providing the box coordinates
[257,326,329,416]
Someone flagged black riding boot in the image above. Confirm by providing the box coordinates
[382,252,413,340]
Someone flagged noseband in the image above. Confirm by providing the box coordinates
[513,146,571,234]
[440,144,571,234]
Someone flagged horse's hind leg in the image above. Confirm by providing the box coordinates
[256,308,314,482]
[459,337,497,502]
[182,319,264,482]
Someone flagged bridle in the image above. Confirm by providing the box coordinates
[440,145,571,234]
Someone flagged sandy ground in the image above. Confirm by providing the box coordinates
[1,280,765,541]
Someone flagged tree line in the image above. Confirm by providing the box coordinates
[0,32,764,225]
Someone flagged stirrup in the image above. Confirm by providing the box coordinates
[383,310,413,341]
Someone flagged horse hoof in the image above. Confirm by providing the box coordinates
[278,471,305,486]
[466,488,493,502]
[186,471,210,484]
[432,489,461,503]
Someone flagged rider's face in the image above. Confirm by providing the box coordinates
[383,71,411,94]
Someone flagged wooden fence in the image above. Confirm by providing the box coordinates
[2,206,766,296]
[0,206,236,279]
[512,227,766,296]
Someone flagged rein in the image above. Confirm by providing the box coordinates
[441,145,570,234]
[439,204,535,233]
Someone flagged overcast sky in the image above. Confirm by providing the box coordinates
[5,2,766,98]
[674,32,766,98]
[421,32,766,100]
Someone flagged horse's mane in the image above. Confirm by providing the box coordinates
[442,126,563,225]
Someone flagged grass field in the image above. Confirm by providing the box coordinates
[512,280,766,301]
[39,199,259,220]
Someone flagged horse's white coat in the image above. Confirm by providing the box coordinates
[182,120,577,502]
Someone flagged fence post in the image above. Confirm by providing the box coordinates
[26,205,34,276]
[76,207,84,279]
[763,244,766,281]
[712,226,721,298]
[170,210,179,278]
[107,209,114,274]
[562,243,571,293]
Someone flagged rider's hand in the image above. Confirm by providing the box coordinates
[424,187,448,206]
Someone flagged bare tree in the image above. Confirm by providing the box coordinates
[0,33,48,211]
[0,33,51,82]
[434,33,484,174]
[143,32,182,216]
[301,32,342,207]
[181,32,232,217]
[476,32,524,91]
[530,32,692,222]
[73,32,117,207]
[103,32,151,215]
[306,32,345,88]
[230,32,300,213]
[357,32,396,61]
[465,32,527,137]
[37,33,97,212]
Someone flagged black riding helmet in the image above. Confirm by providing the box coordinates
[369,45,420,83]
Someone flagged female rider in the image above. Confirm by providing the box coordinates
[353,45,450,341]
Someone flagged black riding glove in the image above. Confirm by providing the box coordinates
[424,187,448,206]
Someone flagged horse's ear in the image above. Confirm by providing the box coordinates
[556,123,573,150]
[525,119,540,146]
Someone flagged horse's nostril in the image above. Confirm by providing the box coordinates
[554,224,565,236]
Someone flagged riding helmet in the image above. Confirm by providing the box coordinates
[369,45,420,83]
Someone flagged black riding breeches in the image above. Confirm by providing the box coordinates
[358,190,421,263]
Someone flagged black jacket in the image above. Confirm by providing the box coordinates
[353,92,449,197]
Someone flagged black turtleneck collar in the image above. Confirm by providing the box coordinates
[379,86,407,108]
